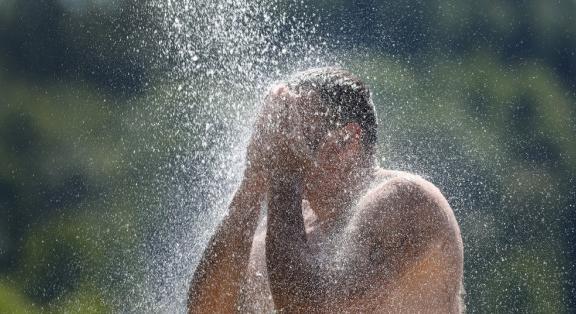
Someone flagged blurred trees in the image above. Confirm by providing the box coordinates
[0,0,150,96]
[0,0,574,312]
[0,0,152,311]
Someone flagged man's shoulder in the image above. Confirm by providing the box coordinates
[360,169,459,239]
[351,170,463,308]
[366,169,447,207]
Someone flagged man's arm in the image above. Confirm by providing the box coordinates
[265,171,330,311]
[187,83,285,312]
[187,173,264,313]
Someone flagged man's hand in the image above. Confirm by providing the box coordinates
[245,85,310,185]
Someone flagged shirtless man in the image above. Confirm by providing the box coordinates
[187,68,464,313]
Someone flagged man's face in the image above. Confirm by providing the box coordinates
[300,123,363,200]
[285,91,364,193]
[263,84,356,176]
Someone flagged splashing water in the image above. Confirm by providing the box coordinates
[127,1,336,311]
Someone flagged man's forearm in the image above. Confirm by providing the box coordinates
[265,172,326,309]
[187,176,263,313]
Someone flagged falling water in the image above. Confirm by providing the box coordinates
[125,1,337,312]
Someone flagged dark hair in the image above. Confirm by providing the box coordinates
[285,67,378,157]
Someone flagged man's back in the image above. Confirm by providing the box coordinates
[237,169,464,313]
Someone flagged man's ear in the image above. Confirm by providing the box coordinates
[341,123,363,159]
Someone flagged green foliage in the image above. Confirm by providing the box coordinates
[0,66,142,311]
[47,283,112,314]
[0,280,39,313]
[485,246,568,313]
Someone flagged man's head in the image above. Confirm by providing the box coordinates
[281,67,378,165]
[263,67,378,214]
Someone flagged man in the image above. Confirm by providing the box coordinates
[187,68,464,313]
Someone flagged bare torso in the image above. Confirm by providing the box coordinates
[237,169,464,313]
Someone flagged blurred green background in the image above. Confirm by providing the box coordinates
[0,0,575,312]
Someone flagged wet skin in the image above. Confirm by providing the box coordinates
[188,85,464,313]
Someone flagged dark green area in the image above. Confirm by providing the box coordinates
[0,0,574,312]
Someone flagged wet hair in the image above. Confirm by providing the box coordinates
[285,67,378,157]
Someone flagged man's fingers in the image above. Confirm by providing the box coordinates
[249,83,310,174]
[270,84,288,97]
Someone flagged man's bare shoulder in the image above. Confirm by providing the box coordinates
[358,168,462,247]
[341,170,463,313]
[370,168,447,200]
